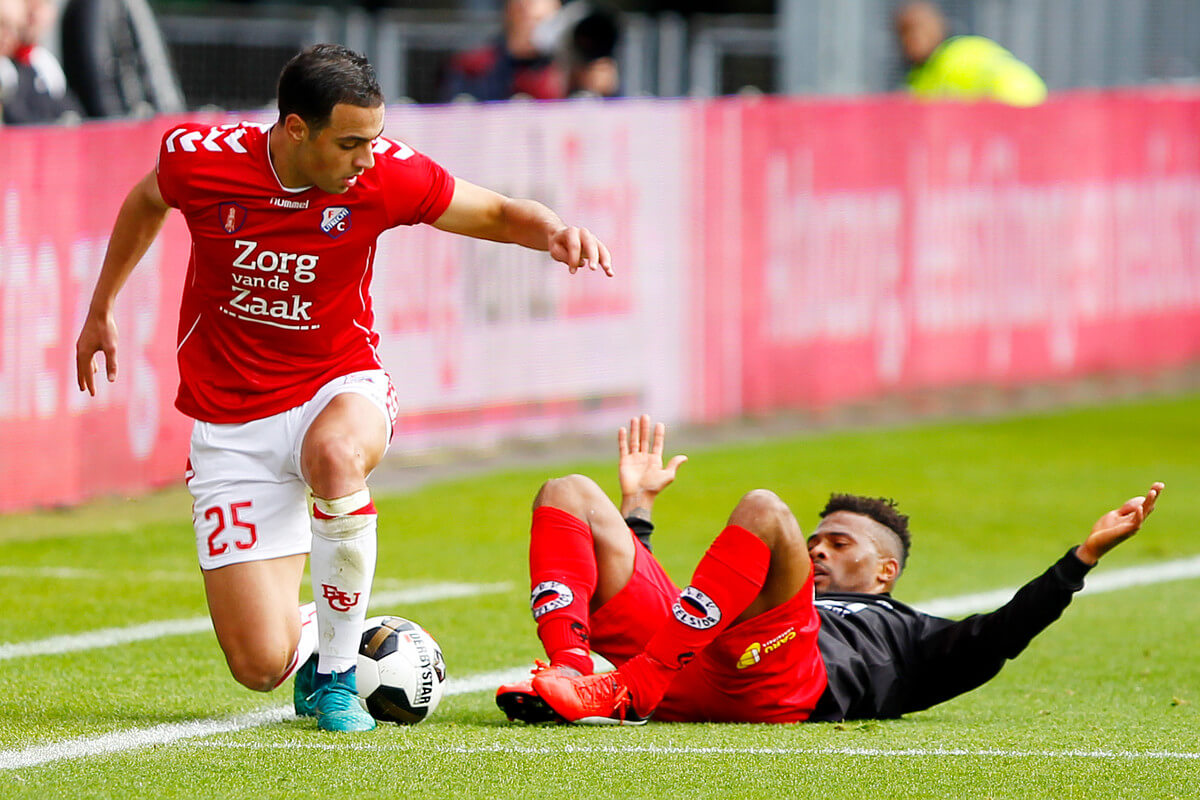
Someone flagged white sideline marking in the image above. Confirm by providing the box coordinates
[913,554,1200,616]
[2,556,1199,770]
[0,582,512,662]
[0,567,458,590]
[0,567,197,582]
[183,741,1200,760]
[444,667,531,697]
[0,670,529,771]
[0,708,292,770]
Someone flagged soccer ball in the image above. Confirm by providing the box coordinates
[357,616,447,724]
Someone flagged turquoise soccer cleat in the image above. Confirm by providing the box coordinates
[311,667,377,732]
[293,654,319,718]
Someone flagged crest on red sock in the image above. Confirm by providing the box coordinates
[530,581,574,619]
[672,586,722,630]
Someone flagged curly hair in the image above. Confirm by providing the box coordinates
[820,493,912,569]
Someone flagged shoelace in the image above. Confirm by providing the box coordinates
[576,674,635,720]
[307,680,358,711]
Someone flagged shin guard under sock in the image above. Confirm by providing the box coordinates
[310,489,377,675]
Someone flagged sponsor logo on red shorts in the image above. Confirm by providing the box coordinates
[736,627,797,670]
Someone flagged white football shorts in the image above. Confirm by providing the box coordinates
[186,370,398,570]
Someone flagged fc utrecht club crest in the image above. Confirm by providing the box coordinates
[320,206,351,239]
[217,201,247,234]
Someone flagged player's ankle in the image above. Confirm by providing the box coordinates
[616,652,675,717]
[314,662,357,684]
[549,647,593,676]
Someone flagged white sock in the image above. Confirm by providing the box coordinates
[310,489,377,675]
[273,602,318,688]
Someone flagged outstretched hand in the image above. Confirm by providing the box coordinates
[549,225,614,277]
[1075,482,1164,565]
[618,414,687,516]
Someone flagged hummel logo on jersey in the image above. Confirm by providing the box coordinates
[321,206,351,239]
[673,586,722,630]
[270,197,310,210]
[218,202,247,234]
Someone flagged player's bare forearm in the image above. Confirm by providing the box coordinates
[76,171,170,394]
[489,196,562,251]
[1074,482,1164,565]
[620,494,656,522]
[433,178,613,275]
[87,171,170,315]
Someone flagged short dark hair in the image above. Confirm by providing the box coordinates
[820,493,912,569]
[276,44,383,132]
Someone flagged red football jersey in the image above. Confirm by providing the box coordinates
[155,121,455,423]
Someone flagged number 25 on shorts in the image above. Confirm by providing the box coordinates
[205,500,258,557]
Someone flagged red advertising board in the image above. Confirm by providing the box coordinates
[0,117,202,510]
[3,92,1200,511]
[709,92,1200,416]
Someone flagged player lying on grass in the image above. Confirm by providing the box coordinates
[496,415,1164,724]
[75,44,612,733]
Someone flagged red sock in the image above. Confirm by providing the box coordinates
[528,506,598,675]
[620,525,770,715]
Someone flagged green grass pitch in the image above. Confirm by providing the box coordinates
[1,393,1198,798]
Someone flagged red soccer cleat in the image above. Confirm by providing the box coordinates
[496,661,583,724]
[529,668,648,726]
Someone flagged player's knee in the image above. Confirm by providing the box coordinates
[225,649,290,693]
[532,473,604,514]
[728,489,798,550]
[303,434,368,492]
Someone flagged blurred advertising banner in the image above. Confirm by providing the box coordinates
[367,101,691,453]
[0,102,691,510]
[705,92,1200,419]
[3,92,1199,511]
[0,120,194,511]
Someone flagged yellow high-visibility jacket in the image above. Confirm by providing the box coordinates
[906,35,1047,106]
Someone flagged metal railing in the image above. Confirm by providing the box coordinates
[147,0,1200,111]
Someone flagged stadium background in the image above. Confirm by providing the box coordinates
[3,0,1200,511]
[2,3,1199,794]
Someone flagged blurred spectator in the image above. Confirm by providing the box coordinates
[561,2,621,97]
[0,0,22,118]
[439,0,565,102]
[1,0,82,124]
[895,0,1046,107]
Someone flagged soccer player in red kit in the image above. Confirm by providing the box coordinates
[497,415,1163,725]
[75,44,612,733]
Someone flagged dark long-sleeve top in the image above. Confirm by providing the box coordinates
[625,517,1092,722]
[809,548,1092,721]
